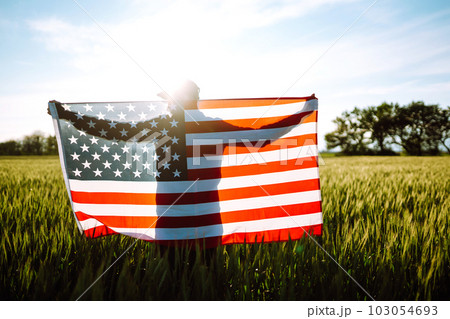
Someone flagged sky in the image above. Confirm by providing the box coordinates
[1,0,450,150]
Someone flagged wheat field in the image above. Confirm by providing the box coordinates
[0,155,448,300]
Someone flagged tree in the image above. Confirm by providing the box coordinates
[325,101,449,156]
[432,106,450,153]
[325,107,371,154]
[44,135,58,155]
[0,140,21,155]
[360,102,396,154]
[21,132,45,155]
[390,102,443,155]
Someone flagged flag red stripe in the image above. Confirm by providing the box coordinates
[83,223,322,247]
[83,225,117,238]
[153,224,322,248]
[186,133,317,157]
[220,224,322,245]
[71,178,320,206]
[191,96,316,110]
[188,156,319,180]
[185,110,317,133]
[75,201,321,229]
[84,225,322,247]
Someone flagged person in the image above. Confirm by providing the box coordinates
[49,80,314,261]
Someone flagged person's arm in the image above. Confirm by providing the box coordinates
[49,101,150,142]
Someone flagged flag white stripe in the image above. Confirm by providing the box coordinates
[82,213,323,240]
[72,190,322,217]
[69,167,320,194]
[185,99,317,122]
[80,218,106,230]
[186,122,316,145]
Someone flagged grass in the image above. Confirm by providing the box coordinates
[0,155,449,300]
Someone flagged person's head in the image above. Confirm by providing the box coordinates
[158,79,200,109]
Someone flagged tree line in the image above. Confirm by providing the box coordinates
[0,132,58,156]
[325,101,450,155]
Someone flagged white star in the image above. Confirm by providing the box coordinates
[103,160,112,169]
[169,119,178,127]
[141,128,149,136]
[101,144,110,153]
[119,128,128,137]
[138,112,147,120]
[153,170,161,178]
[99,128,108,137]
[68,135,78,144]
[130,121,137,128]
[149,136,158,144]
[143,162,151,170]
[111,137,118,145]
[147,103,156,111]
[160,128,168,136]
[82,160,91,169]
[118,112,126,120]
[92,152,101,160]
[162,162,171,170]
[133,170,142,178]
[89,136,99,145]
[126,104,136,112]
[62,104,71,111]
[67,119,74,127]
[93,168,102,177]
[173,169,181,178]
[132,153,140,162]
[160,113,168,119]
[152,153,160,161]
[105,104,114,112]
[123,161,131,169]
[80,144,90,152]
[75,112,84,120]
[121,145,130,153]
[113,169,122,177]
[71,152,80,161]
[141,145,150,153]
[84,104,93,112]
[149,119,158,128]
[172,153,180,161]
[97,112,105,120]
[73,168,82,177]
[112,153,121,161]
[108,121,117,128]
[130,136,138,143]
[78,129,87,136]
[171,136,179,144]
[161,145,170,153]
[87,120,96,128]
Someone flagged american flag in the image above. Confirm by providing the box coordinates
[49,96,322,247]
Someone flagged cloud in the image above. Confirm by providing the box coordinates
[25,0,357,99]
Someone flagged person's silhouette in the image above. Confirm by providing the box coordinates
[49,81,316,256]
